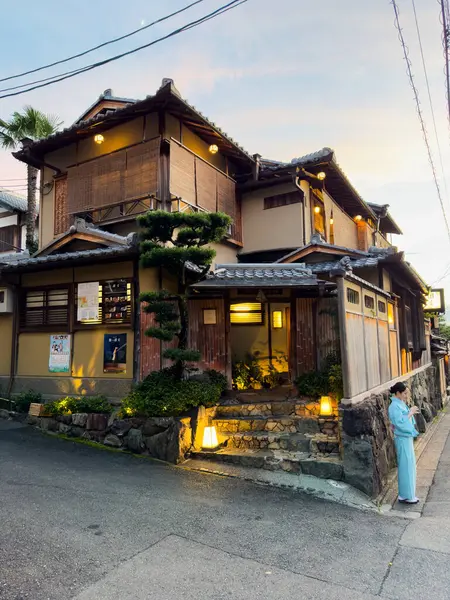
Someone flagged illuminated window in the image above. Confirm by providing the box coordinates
[230,302,263,325]
[347,288,360,305]
[313,197,325,237]
[330,213,335,244]
[76,279,132,326]
[388,303,395,329]
[272,310,283,329]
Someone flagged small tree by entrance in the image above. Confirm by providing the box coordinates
[138,210,232,380]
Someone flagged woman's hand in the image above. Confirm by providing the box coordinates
[409,406,420,417]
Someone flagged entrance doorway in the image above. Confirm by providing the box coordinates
[230,300,291,389]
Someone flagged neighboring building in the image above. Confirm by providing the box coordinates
[0,189,28,254]
[0,79,444,497]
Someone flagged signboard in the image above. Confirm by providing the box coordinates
[103,280,130,322]
[424,288,445,314]
[103,334,127,373]
[77,282,99,322]
[49,334,71,373]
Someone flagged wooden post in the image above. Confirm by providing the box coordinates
[337,277,351,399]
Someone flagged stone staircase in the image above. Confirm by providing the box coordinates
[191,394,343,481]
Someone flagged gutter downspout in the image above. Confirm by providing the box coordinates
[293,176,307,246]
[7,284,19,399]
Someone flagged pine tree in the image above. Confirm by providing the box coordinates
[138,210,232,379]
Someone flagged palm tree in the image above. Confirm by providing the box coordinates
[0,106,62,253]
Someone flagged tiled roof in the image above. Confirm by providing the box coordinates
[36,218,133,256]
[0,189,27,213]
[193,263,335,289]
[0,250,30,264]
[0,245,136,271]
[13,79,255,164]
[308,256,382,274]
[276,236,369,263]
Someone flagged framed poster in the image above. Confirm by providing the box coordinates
[78,282,99,322]
[103,334,127,373]
[49,334,71,373]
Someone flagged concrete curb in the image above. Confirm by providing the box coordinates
[378,406,450,518]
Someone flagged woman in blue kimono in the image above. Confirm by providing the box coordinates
[388,382,420,504]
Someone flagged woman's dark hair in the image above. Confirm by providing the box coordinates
[390,382,407,395]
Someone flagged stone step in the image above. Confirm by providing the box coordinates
[190,449,344,480]
[213,416,321,435]
[215,401,320,419]
[224,431,340,454]
[225,431,312,452]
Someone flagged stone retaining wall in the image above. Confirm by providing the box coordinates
[26,412,194,464]
[341,363,445,497]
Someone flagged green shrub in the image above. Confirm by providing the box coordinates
[295,370,329,399]
[121,368,223,417]
[294,354,343,400]
[14,390,42,413]
[44,395,112,416]
[203,369,228,393]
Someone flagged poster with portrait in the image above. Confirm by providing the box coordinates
[103,333,127,373]
[77,282,99,322]
[49,334,71,373]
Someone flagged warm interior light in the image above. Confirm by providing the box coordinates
[202,425,218,449]
[230,303,261,312]
[272,310,283,329]
[354,215,362,222]
[314,206,321,214]
[330,217,334,225]
[317,171,326,180]
[94,134,105,144]
[209,144,219,154]
[320,396,333,416]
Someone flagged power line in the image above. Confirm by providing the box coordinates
[411,0,449,205]
[390,0,450,241]
[439,0,450,133]
[0,178,27,182]
[0,0,207,84]
[0,0,247,100]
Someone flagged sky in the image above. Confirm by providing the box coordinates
[1,0,450,301]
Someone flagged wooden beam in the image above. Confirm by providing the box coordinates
[337,277,352,398]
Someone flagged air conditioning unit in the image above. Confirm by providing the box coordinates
[0,288,14,314]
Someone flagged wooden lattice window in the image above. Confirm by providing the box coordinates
[20,287,70,330]
[364,295,375,310]
[378,300,387,314]
[230,302,263,325]
[264,191,303,210]
[0,225,18,252]
[347,288,360,305]
[75,279,133,326]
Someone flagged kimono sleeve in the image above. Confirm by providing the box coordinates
[388,402,418,437]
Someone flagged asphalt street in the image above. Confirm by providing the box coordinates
[1,418,449,599]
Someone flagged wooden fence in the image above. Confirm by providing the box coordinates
[338,277,401,398]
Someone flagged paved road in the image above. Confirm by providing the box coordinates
[0,418,449,599]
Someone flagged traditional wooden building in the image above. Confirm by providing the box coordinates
[0,79,442,496]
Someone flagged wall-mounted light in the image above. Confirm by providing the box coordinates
[209,144,219,154]
[272,310,283,329]
[354,215,362,222]
[314,206,321,214]
[330,217,334,225]
[94,134,105,145]
[320,395,333,416]
[317,171,326,181]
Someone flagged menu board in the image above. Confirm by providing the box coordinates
[103,280,130,322]
[77,282,99,322]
